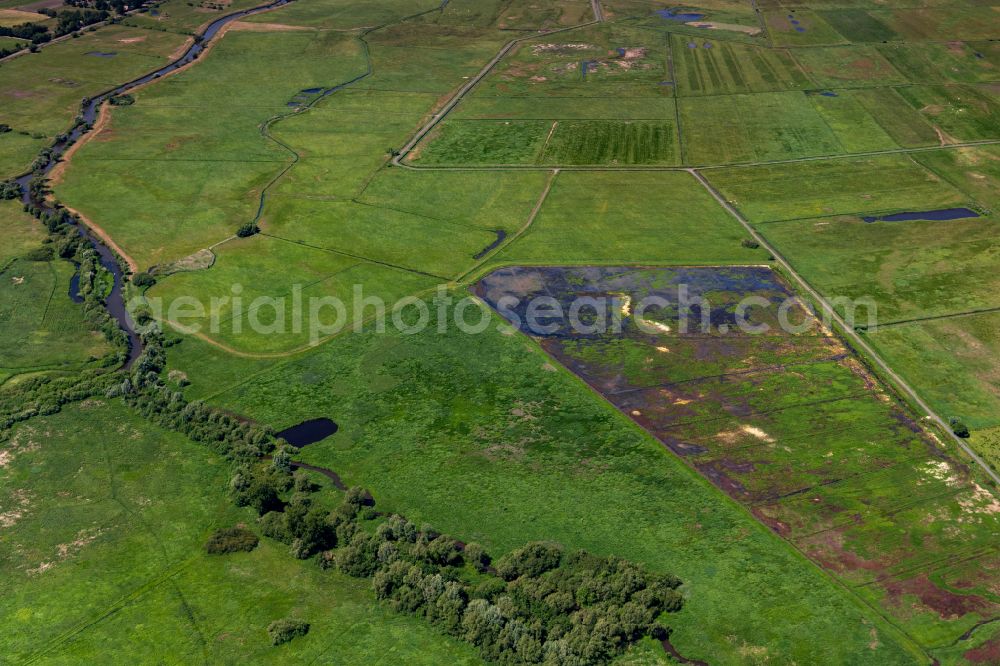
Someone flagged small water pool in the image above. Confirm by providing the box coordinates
[655,8,705,21]
[862,207,981,223]
[276,418,339,447]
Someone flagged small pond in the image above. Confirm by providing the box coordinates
[276,418,338,447]
[862,207,981,223]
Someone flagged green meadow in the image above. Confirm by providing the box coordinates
[123,0,265,34]
[705,154,968,222]
[11,0,1000,662]
[0,25,189,142]
[55,29,367,270]
[0,203,110,378]
[488,170,762,267]
[0,401,479,663]
[868,313,1000,433]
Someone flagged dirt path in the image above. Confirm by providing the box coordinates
[591,0,604,21]
[47,104,112,189]
[61,203,139,274]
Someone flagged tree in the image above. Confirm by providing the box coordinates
[495,542,563,580]
[464,542,490,573]
[236,222,259,237]
[0,180,22,200]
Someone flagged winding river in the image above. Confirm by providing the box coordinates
[14,0,294,368]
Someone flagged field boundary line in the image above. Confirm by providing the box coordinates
[261,232,450,281]
[21,556,199,664]
[688,167,1000,487]
[665,33,686,164]
[866,306,1000,330]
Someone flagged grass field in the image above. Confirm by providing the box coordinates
[123,0,264,34]
[706,153,969,222]
[452,95,676,120]
[756,214,1000,323]
[55,28,366,270]
[679,90,845,164]
[0,400,480,663]
[0,7,49,27]
[893,85,1000,144]
[806,90,899,152]
[473,23,671,98]
[763,9,848,46]
[878,41,1000,85]
[913,145,1000,211]
[876,7,1000,42]
[671,35,812,95]
[146,232,437,354]
[0,128,46,178]
[0,24,189,139]
[489,170,763,266]
[16,0,1000,661]
[868,313,1000,435]
[0,250,110,375]
[191,294,926,665]
[850,87,943,147]
[417,118,681,165]
[818,8,899,43]
[792,45,908,88]
[0,199,46,267]
[356,169,550,233]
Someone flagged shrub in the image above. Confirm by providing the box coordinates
[109,94,135,106]
[267,618,309,646]
[132,272,156,288]
[205,526,259,554]
[236,222,259,238]
[950,418,971,438]
[464,542,490,573]
[0,180,22,200]
[293,471,318,493]
[740,238,760,249]
[24,246,53,262]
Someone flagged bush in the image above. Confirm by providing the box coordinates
[0,180,22,200]
[23,246,53,262]
[740,238,760,249]
[267,618,309,646]
[205,526,259,554]
[132,272,156,288]
[236,222,259,238]
[109,93,135,106]
[950,418,970,439]
[464,542,490,573]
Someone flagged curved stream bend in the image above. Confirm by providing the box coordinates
[15,0,295,368]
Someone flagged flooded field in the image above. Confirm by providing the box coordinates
[478,265,1000,652]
